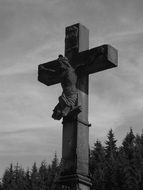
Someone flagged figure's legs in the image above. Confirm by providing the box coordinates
[52,98,71,120]
[52,94,82,120]
[62,106,71,117]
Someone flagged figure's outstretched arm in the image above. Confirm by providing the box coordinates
[40,65,55,72]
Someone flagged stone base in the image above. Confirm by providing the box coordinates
[56,173,92,188]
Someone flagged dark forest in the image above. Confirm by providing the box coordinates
[0,128,143,190]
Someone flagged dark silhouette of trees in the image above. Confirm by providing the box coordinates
[105,129,117,159]
[89,128,143,190]
[90,140,106,190]
[104,129,118,190]
[1,129,143,190]
[1,154,60,190]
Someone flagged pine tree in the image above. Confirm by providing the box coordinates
[50,153,60,190]
[90,140,106,190]
[24,168,31,190]
[51,153,59,171]
[105,129,117,159]
[39,160,49,190]
[120,129,140,190]
[13,163,26,190]
[0,182,3,190]
[134,134,143,190]
[139,130,143,158]
[122,128,135,159]
[2,163,15,190]
[31,162,40,190]
[104,129,118,190]
[90,140,105,173]
[139,130,143,189]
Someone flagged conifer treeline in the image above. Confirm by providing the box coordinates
[0,128,143,190]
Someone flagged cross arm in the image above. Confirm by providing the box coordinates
[72,44,118,75]
[38,59,61,86]
[38,44,118,86]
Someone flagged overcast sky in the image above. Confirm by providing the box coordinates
[0,0,143,175]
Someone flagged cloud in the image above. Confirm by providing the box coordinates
[0,71,62,133]
[0,0,66,72]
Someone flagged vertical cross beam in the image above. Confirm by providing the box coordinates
[57,24,92,189]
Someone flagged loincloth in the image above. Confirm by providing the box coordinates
[59,92,77,108]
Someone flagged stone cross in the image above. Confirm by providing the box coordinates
[38,23,118,190]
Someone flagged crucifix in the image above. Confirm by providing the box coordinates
[38,23,118,190]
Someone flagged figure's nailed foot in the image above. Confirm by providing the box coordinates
[67,105,82,117]
[52,105,82,120]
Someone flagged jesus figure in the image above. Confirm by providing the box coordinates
[41,55,81,120]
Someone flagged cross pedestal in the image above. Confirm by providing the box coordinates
[38,23,118,190]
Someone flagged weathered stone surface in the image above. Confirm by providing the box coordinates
[38,45,117,86]
[38,23,118,189]
[61,24,90,178]
[56,174,92,187]
[38,60,61,86]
